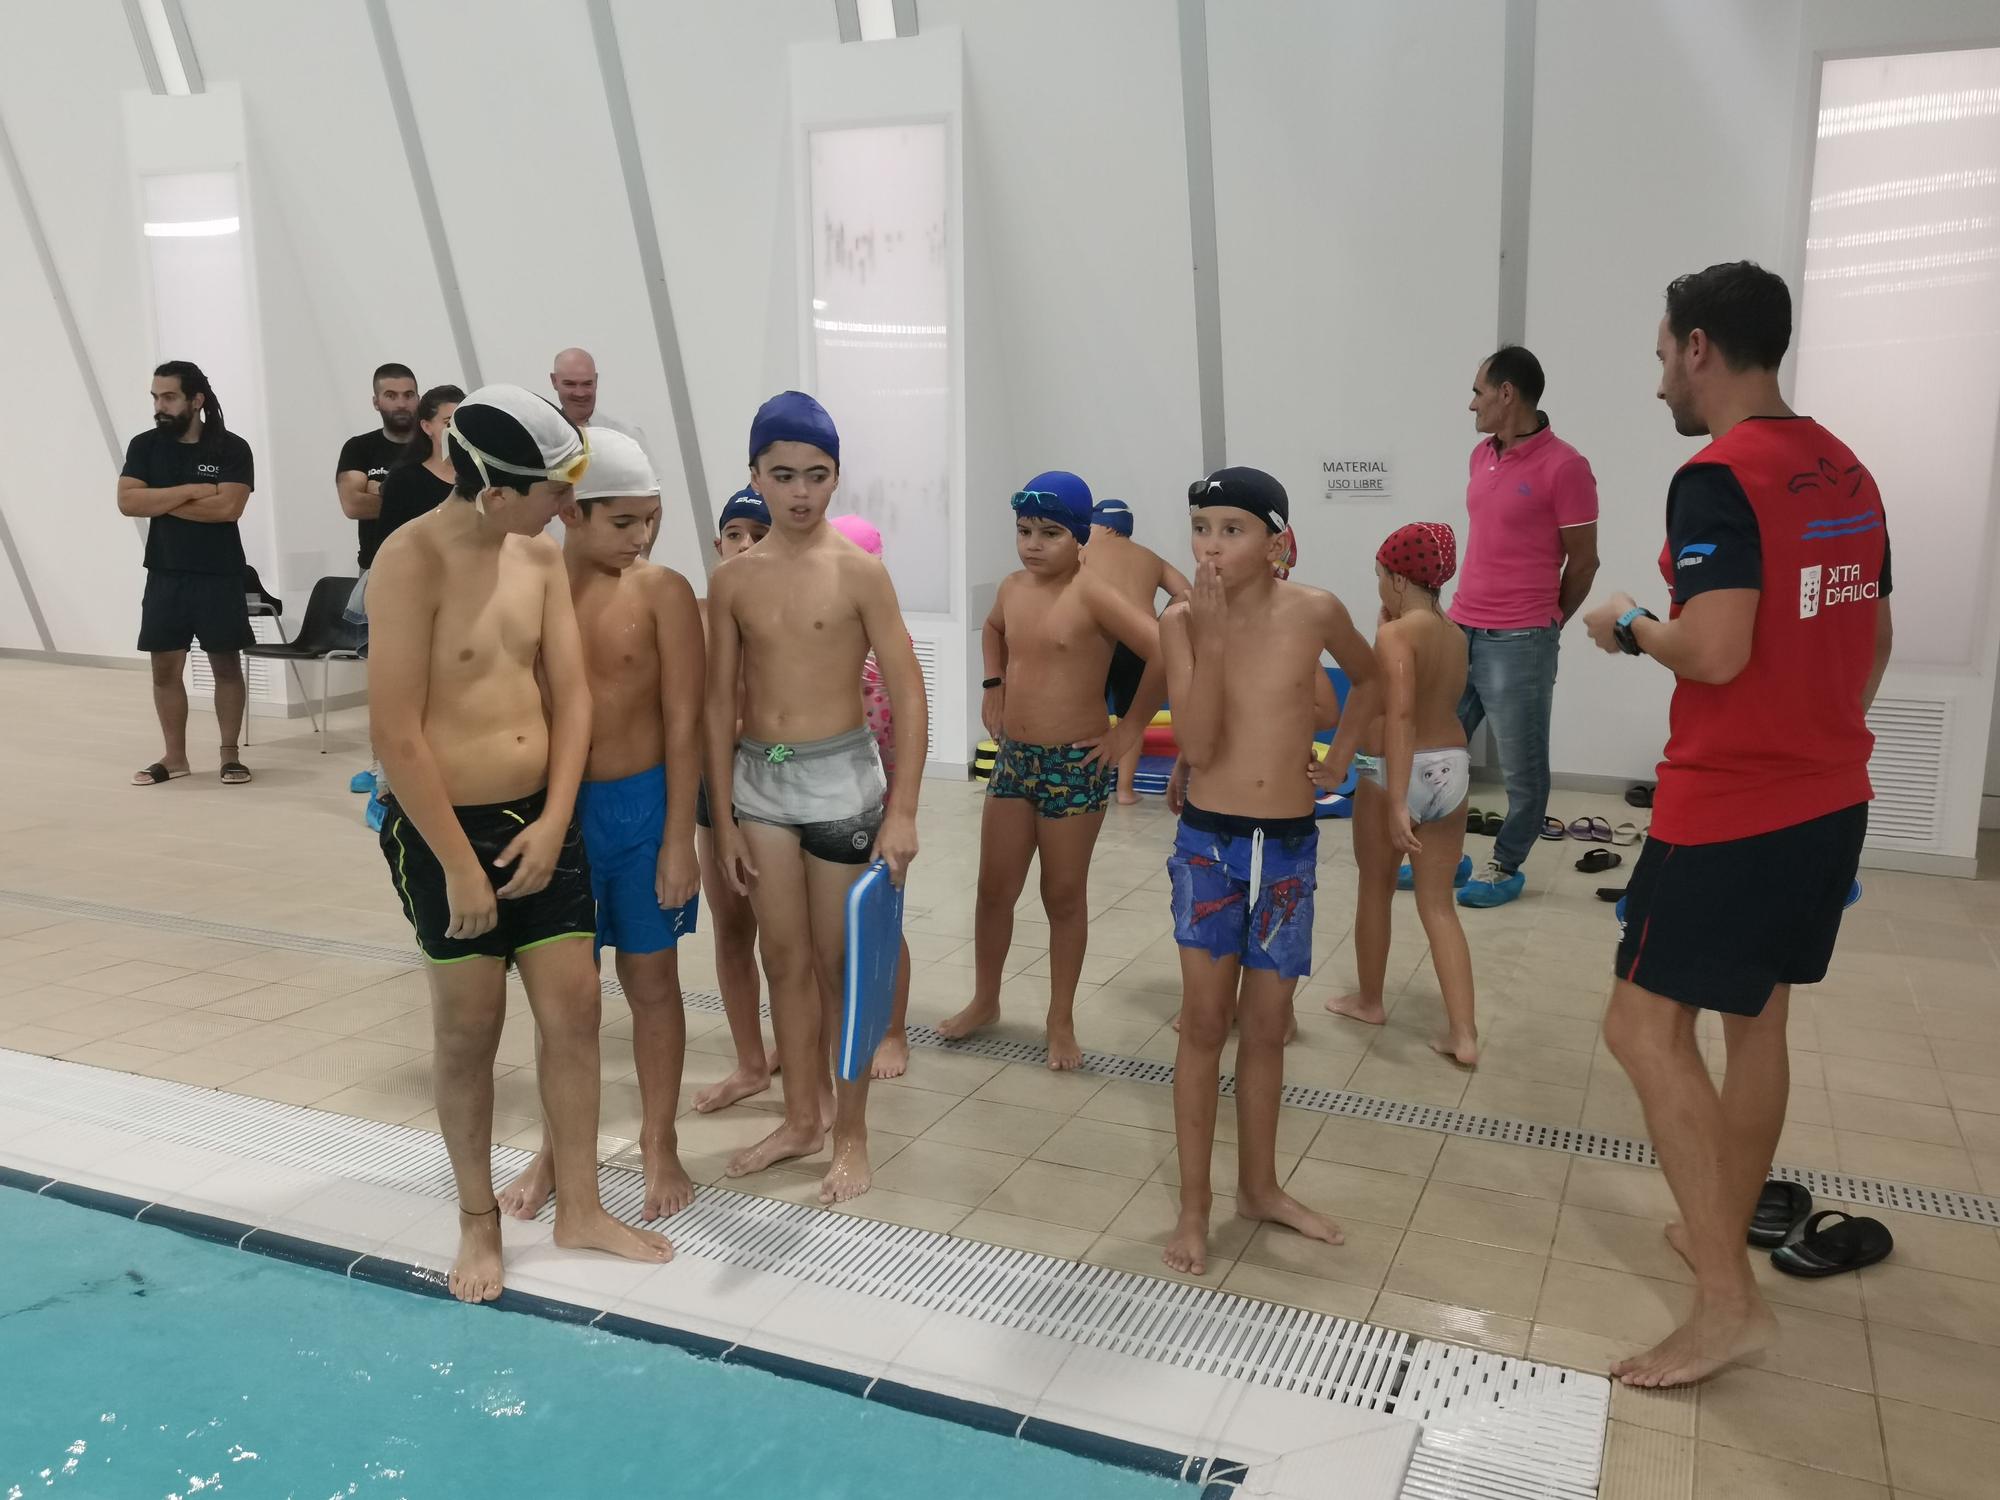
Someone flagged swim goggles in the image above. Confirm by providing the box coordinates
[1010,489,1063,513]
[447,416,592,493]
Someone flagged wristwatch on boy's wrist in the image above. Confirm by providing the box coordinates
[1613,606,1658,656]
[982,676,1003,690]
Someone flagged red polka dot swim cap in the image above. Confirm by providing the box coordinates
[1375,522,1457,591]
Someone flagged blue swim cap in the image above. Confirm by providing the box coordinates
[1011,470,1092,543]
[749,390,839,468]
[717,486,770,532]
[1091,499,1134,537]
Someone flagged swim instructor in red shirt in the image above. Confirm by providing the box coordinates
[1583,262,1893,1389]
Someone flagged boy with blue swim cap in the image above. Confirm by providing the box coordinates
[936,470,1169,1070]
[1082,495,1191,805]
[497,426,707,1228]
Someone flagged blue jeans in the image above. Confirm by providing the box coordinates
[1457,624,1560,874]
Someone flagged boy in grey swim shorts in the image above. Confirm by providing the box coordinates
[703,391,928,1207]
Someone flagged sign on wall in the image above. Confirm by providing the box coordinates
[1321,456,1393,502]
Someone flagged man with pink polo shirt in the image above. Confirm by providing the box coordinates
[1439,346,1599,908]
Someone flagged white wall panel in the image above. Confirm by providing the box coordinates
[181,0,463,599]
[386,0,701,577]
[1525,0,1806,784]
[0,526,44,652]
[1209,0,1505,623]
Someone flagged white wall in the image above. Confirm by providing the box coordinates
[1208,0,1506,622]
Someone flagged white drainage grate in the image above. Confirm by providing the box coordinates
[1397,1343,1609,1500]
[6,887,1996,1231]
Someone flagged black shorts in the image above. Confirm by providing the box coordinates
[695,779,712,831]
[378,787,595,965]
[1105,642,1146,720]
[1614,803,1867,1017]
[138,570,253,654]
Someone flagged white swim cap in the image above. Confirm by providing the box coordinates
[576,426,659,501]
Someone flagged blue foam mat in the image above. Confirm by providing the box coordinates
[838,861,906,1081]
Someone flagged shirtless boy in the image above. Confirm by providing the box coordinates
[367,386,671,1303]
[497,428,705,1225]
[1082,498,1189,805]
[1320,524,1478,1065]
[689,487,779,1115]
[706,392,926,1204]
[1160,466,1380,1276]
[937,472,1167,1070]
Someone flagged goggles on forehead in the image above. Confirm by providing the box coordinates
[1010,489,1063,513]
[449,416,592,495]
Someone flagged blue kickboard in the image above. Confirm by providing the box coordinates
[839,860,906,1082]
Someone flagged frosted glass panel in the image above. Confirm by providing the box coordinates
[809,123,950,614]
[1795,48,2000,670]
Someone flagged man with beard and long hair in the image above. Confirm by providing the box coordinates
[117,360,257,787]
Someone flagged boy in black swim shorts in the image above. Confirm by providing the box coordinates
[935,471,1166,1071]
[367,384,670,1306]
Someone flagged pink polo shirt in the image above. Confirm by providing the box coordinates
[1447,419,1599,630]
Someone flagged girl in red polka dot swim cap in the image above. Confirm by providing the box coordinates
[1315,519,1480,1065]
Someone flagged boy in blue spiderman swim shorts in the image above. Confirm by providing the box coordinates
[1159,466,1380,1278]
[936,470,1167,1070]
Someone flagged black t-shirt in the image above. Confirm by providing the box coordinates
[122,427,255,576]
[338,430,408,569]
[1668,463,1892,605]
[376,462,456,547]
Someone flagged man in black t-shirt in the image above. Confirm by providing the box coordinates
[337,363,420,572]
[117,360,256,787]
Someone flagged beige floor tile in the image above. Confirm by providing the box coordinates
[1301,1115,1445,1177]
[63,959,196,997]
[1821,1054,1950,1107]
[1878,1397,2000,1500]
[1234,1217,1402,1290]
[872,1140,1020,1207]
[126,971,270,1009]
[1567,1158,1682,1221]
[1459,1071,1587,1127]
[921,1097,1068,1156]
[1697,1367,1884,1483]
[1869,1323,2000,1424]
[1763,1301,1873,1392]
[1221,1262,1376,1319]
[115,1012,261,1055]
[862,1082,961,1137]
[316,1086,428,1126]
[1600,1422,1694,1500]
[1430,1135,1572,1201]
[1410,1179,1561,1255]
[1085,1234,1234,1289]
[1032,1116,1175,1180]
[1695,1443,1887,1500]
[1942,1072,2000,1115]
[1369,1291,1531,1356]
[1385,1231,1545,1320]
[952,1209,1096,1259]
[1859,1262,2000,1346]
[38,994,180,1041]
[1344,1053,1470,1108]
[1827,1092,1964,1148]
[201,982,329,1022]
[1552,1204,1695,1285]
[827,1186,968,1234]
[230,1067,347,1106]
[1536,1261,1690,1347]
[980,1159,1141,1232]
[1837,1132,1980,1192]
[1526,1322,1641,1376]
[57,1037,178,1074]
[269,1038,426,1085]
[968,1062,1107,1113]
[138,1052,258,1089]
[1281,1156,1426,1229]
[1816,1022,1941,1070]
[1104,1181,1256,1258]
[1612,1381,1699,1439]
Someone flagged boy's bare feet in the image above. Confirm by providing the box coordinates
[725,1120,823,1178]
[641,1142,696,1220]
[937,994,1001,1041]
[1116,789,1140,806]
[1046,1016,1084,1071]
[553,1205,675,1264]
[1163,1204,1211,1275]
[870,1031,910,1079]
[1326,991,1387,1025]
[692,1065,770,1113]
[449,1204,505,1304]
[1430,1030,1479,1067]
[496,1151,555,1220]
[819,1133,872,1204]
[1612,1293,1775,1388]
[1238,1187,1345,1248]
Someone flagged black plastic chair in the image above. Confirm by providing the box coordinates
[243,576,364,753]
[236,566,288,747]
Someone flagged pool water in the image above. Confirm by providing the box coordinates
[0,1191,1196,1499]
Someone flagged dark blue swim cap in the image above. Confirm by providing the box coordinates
[749,391,839,468]
[1091,499,1134,537]
[717,486,770,531]
[1011,470,1092,543]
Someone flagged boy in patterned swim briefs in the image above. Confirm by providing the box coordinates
[1160,466,1381,1277]
[936,471,1167,1070]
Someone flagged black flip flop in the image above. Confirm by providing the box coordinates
[1540,816,1567,841]
[1770,1209,1893,1277]
[1595,886,1626,903]
[133,762,190,786]
[1749,1178,1813,1249]
[1625,783,1655,808]
[1576,848,1622,874]
[1481,811,1503,836]
[219,760,252,785]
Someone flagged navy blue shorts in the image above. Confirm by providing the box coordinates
[1168,803,1318,980]
[579,765,699,957]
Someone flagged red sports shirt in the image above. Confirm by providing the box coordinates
[1650,417,1890,845]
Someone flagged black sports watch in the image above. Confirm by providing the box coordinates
[981,676,1003,690]
[1613,606,1658,656]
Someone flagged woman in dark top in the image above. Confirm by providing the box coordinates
[376,383,463,544]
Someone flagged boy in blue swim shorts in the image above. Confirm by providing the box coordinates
[936,470,1168,1070]
[497,427,706,1228]
[1159,465,1380,1278]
